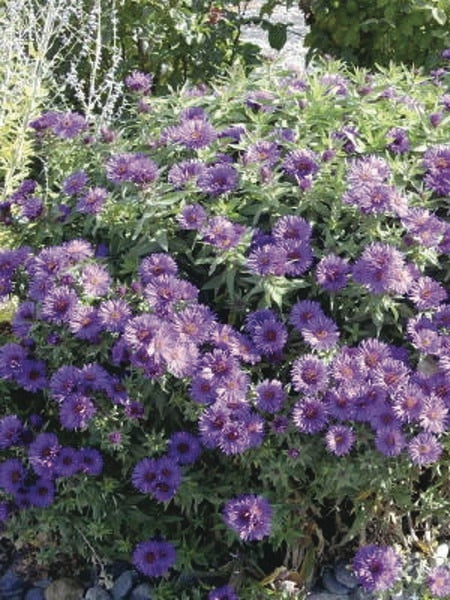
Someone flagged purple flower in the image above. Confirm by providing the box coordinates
[59,394,97,430]
[292,397,329,434]
[189,375,217,404]
[408,276,447,310]
[52,111,87,139]
[62,170,89,196]
[243,141,279,167]
[408,432,442,466]
[173,119,217,149]
[282,149,319,183]
[15,359,47,392]
[272,215,312,242]
[12,301,36,338]
[132,538,176,577]
[168,160,206,189]
[419,394,448,434]
[353,545,402,592]
[423,145,450,196]
[0,416,23,449]
[245,90,277,112]
[386,127,410,154]
[201,216,246,250]
[68,305,102,341]
[352,242,410,295]
[197,164,239,196]
[76,187,108,214]
[176,203,207,230]
[223,494,272,541]
[20,196,44,220]
[301,314,340,350]
[208,584,239,600]
[171,304,216,344]
[55,447,81,477]
[28,432,60,477]
[79,447,103,476]
[63,239,94,262]
[29,478,55,508]
[80,264,111,297]
[250,319,288,356]
[139,253,178,283]
[168,431,202,465]
[106,153,158,186]
[246,244,288,276]
[254,379,286,413]
[0,458,26,494]
[279,239,313,277]
[289,300,324,331]
[427,566,450,598]
[98,298,131,333]
[41,286,78,324]
[325,425,355,456]
[316,254,350,292]
[374,427,406,457]
[125,70,153,94]
[123,314,162,352]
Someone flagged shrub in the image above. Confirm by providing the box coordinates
[0,53,449,597]
[301,0,450,69]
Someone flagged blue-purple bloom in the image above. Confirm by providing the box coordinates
[28,432,60,477]
[353,545,402,592]
[197,164,239,196]
[254,379,286,413]
[427,566,450,598]
[132,538,176,577]
[176,203,207,230]
[125,70,153,94]
[208,584,239,600]
[223,494,272,541]
[325,425,355,456]
[316,254,350,292]
[76,187,108,214]
[292,397,329,434]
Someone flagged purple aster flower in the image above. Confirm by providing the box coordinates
[245,90,277,112]
[199,349,239,384]
[282,149,319,183]
[0,416,23,449]
[218,125,246,141]
[62,170,89,196]
[372,359,410,392]
[20,196,43,220]
[168,431,202,465]
[168,160,206,189]
[250,319,288,356]
[301,314,339,350]
[320,73,348,96]
[179,106,207,121]
[0,458,26,494]
[29,478,55,508]
[217,418,251,455]
[254,379,286,413]
[289,300,324,331]
[160,337,199,379]
[408,276,447,310]
[427,566,450,598]
[243,141,279,167]
[419,394,448,434]
[41,286,78,324]
[176,203,207,230]
[78,447,103,476]
[52,111,87,139]
[408,432,443,466]
[357,338,392,371]
[201,216,246,250]
[0,343,27,380]
[171,304,216,344]
[132,457,160,493]
[423,145,450,196]
[189,374,217,404]
[375,426,406,457]
[332,125,360,153]
[12,301,36,339]
[352,242,410,295]
[15,359,47,392]
[55,447,81,477]
[132,538,176,577]
[139,253,178,283]
[76,186,108,214]
[197,164,238,196]
[106,153,158,186]
[28,432,60,477]
[175,118,217,149]
[292,397,329,433]
[80,264,111,297]
[247,241,288,276]
[59,394,97,430]
[125,70,153,94]
[223,494,272,541]
[68,305,102,341]
[279,239,313,277]
[98,298,131,333]
[316,254,350,292]
[79,363,112,394]
[151,456,182,502]
[324,387,356,421]
[401,208,445,249]
[49,365,82,402]
[198,404,231,448]
[208,584,239,600]
[144,274,193,316]
[123,314,162,352]
[272,215,312,242]
[63,239,94,262]
[331,349,364,384]
[391,384,425,425]
[386,127,410,154]
[291,355,329,395]
[353,545,402,592]
[325,425,355,456]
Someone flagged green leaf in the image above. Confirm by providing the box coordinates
[267,23,288,50]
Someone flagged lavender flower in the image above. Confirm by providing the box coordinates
[289,300,324,331]
[132,538,176,577]
[353,545,402,592]
[171,118,216,149]
[62,171,89,196]
[208,584,239,600]
[98,298,131,333]
[0,416,23,449]
[76,185,108,215]
[59,394,97,430]
[386,127,410,154]
[28,432,60,477]
[201,216,246,250]
[254,379,286,413]
[78,448,103,476]
[427,566,450,598]
[352,243,410,295]
[176,203,207,230]
[52,111,87,139]
[168,160,206,189]
[408,432,442,466]
[168,431,202,465]
[80,264,111,297]
[374,427,406,457]
[246,244,287,276]
[223,494,272,541]
[243,141,280,167]
[125,70,153,94]
[316,254,350,292]
[408,276,447,310]
[197,164,239,196]
[325,425,355,456]
[292,397,329,434]
[282,149,319,184]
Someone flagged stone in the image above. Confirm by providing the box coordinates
[0,569,26,599]
[130,582,154,600]
[85,585,112,600]
[349,588,375,600]
[322,569,351,595]
[44,577,84,600]
[307,592,349,600]
[111,570,137,600]
[334,562,358,590]
[25,588,46,600]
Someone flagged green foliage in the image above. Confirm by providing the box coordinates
[301,0,450,68]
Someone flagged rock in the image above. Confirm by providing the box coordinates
[349,588,375,600]
[25,588,46,600]
[107,560,132,580]
[322,569,351,595]
[334,562,358,590]
[307,592,349,599]
[111,570,137,599]
[44,577,84,600]
[85,585,112,599]
[130,582,154,600]
[0,569,26,599]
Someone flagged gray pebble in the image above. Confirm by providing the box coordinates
[85,585,112,600]
[111,570,136,600]
[130,582,154,600]
[25,588,45,600]
[307,592,350,600]
[322,569,351,595]
[334,562,358,589]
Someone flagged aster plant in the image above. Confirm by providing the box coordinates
[0,51,449,598]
